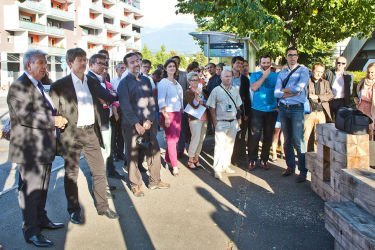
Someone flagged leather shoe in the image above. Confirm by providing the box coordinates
[98,208,119,219]
[26,234,54,247]
[296,175,307,183]
[282,168,294,177]
[41,221,64,230]
[70,212,82,224]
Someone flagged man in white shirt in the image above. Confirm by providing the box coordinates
[50,48,119,224]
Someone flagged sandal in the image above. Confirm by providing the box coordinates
[193,156,203,168]
[173,167,179,176]
[187,159,197,170]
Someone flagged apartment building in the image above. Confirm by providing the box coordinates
[0,0,143,87]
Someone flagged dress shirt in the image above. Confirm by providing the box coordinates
[71,72,95,126]
[25,72,55,109]
[110,76,122,92]
[332,72,345,98]
[232,75,241,90]
[274,65,310,105]
[120,69,129,80]
[206,83,242,121]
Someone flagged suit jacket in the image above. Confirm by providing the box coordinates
[49,74,116,154]
[7,73,56,164]
[307,78,334,120]
[325,69,353,106]
[239,74,251,117]
[87,71,111,130]
[177,70,188,92]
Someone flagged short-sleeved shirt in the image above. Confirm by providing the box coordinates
[250,71,278,112]
[206,83,242,120]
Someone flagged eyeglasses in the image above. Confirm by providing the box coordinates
[336,62,346,65]
[95,62,107,66]
[190,79,199,82]
[287,54,298,57]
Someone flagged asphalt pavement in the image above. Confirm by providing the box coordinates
[0,93,333,249]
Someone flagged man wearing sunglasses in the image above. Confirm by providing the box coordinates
[325,56,353,120]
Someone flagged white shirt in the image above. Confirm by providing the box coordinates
[71,72,95,126]
[25,72,55,109]
[120,69,129,80]
[110,76,122,92]
[332,72,345,98]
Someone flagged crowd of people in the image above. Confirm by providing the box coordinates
[6,45,375,247]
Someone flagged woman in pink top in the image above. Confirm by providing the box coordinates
[355,62,375,131]
[158,59,184,176]
[184,72,208,169]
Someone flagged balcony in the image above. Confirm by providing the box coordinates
[48,7,75,21]
[126,42,140,50]
[121,29,133,37]
[48,46,66,55]
[79,18,103,29]
[103,0,116,5]
[102,8,114,17]
[90,3,103,13]
[120,1,142,15]
[131,18,143,28]
[19,20,45,33]
[86,35,104,44]
[104,23,119,32]
[132,31,141,39]
[19,1,47,14]
[46,26,65,36]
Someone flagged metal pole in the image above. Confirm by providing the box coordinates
[207,34,211,63]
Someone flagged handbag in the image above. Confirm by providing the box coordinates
[335,107,372,135]
[219,85,242,119]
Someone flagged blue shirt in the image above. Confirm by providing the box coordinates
[250,71,278,112]
[274,65,310,105]
[232,76,241,90]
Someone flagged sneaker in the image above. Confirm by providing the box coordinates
[149,181,171,190]
[224,167,235,174]
[214,172,223,180]
[131,185,144,197]
[248,161,257,171]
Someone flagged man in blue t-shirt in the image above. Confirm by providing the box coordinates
[248,55,278,171]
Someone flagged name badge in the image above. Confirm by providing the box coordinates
[226,104,233,112]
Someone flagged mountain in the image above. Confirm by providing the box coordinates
[141,23,202,55]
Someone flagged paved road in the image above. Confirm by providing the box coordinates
[0,133,333,249]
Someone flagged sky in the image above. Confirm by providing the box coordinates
[141,0,196,29]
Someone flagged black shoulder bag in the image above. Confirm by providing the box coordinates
[219,85,241,119]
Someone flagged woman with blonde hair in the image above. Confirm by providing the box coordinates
[355,62,375,132]
[184,72,208,169]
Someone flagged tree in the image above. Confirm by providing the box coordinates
[176,0,375,64]
[153,45,170,68]
[141,44,154,63]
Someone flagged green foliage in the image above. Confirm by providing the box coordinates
[349,71,367,85]
[176,0,375,65]
[141,44,208,71]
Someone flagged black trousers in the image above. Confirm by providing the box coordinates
[247,109,278,162]
[329,98,345,122]
[231,116,249,164]
[63,127,108,214]
[111,115,124,160]
[18,162,52,239]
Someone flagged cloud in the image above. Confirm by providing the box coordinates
[141,0,196,29]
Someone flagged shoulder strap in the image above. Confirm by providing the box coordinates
[282,65,301,89]
[219,85,237,109]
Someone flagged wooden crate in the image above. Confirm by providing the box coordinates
[307,151,330,181]
[311,173,340,201]
[340,169,375,217]
[325,201,375,250]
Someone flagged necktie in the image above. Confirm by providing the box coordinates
[37,82,60,138]
[37,82,55,115]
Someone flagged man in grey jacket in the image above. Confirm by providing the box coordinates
[118,52,170,197]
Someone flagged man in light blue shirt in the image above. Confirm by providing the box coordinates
[274,47,310,182]
[248,55,278,171]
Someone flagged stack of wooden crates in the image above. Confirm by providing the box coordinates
[306,123,375,249]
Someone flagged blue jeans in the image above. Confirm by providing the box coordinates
[279,103,307,176]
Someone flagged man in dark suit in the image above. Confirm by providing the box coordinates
[230,56,251,165]
[87,54,123,179]
[7,49,67,247]
[50,48,119,224]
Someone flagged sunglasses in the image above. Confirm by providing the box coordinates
[336,62,346,65]
[287,54,298,57]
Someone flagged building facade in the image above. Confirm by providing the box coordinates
[0,0,143,87]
